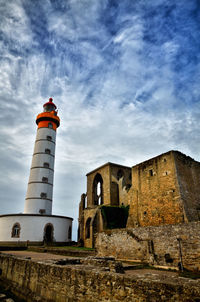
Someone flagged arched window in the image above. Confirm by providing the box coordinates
[11,223,21,238]
[93,173,103,206]
[68,226,72,240]
[85,218,91,239]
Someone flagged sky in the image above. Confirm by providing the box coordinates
[0,0,200,240]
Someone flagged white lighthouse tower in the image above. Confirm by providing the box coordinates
[24,98,60,215]
[0,98,73,244]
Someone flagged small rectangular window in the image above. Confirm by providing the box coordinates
[40,192,47,199]
[42,177,48,183]
[39,209,46,214]
[45,149,51,154]
[43,162,49,168]
[47,136,52,141]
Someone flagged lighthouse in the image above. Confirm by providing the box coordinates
[0,98,73,244]
[24,98,60,215]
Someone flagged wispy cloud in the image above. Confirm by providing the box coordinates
[0,0,200,239]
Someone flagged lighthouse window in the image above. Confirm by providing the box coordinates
[42,177,48,183]
[11,223,21,238]
[45,148,51,154]
[40,192,47,199]
[47,136,52,141]
[48,123,53,129]
[43,162,49,168]
[39,209,46,214]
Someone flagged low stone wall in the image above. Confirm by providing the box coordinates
[0,254,200,301]
[96,222,200,270]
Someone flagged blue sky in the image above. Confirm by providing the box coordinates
[0,0,200,240]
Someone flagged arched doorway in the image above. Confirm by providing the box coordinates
[44,223,54,244]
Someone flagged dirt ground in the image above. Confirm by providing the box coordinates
[0,250,73,261]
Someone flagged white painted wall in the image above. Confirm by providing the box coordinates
[0,215,72,242]
[24,127,57,215]
[25,199,52,215]
[36,128,56,142]
[28,168,54,184]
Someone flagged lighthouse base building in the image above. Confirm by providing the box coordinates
[0,214,72,244]
[0,98,73,245]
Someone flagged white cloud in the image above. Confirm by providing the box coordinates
[0,0,200,241]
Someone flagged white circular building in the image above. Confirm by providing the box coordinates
[0,98,73,244]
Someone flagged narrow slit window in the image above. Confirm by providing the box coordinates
[43,162,49,168]
[149,169,153,176]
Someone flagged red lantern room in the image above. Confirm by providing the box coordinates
[36,98,60,130]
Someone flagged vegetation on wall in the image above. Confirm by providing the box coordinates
[101,205,129,229]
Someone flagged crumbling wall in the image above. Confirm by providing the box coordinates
[86,165,111,207]
[0,254,200,301]
[96,221,200,271]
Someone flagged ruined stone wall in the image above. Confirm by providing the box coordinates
[127,151,185,227]
[174,152,200,221]
[81,207,103,248]
[87,165,111,206]
[0,254,200,302]
[110,165,132,206]
[96,222,200,271]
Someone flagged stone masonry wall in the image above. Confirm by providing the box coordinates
[127,151,185,228]
[0,254,200,301]
[174,152,200,221]
[96,222,200,271]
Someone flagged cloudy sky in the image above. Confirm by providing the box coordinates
[0,0,200,239]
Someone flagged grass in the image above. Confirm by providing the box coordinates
[28,245,95,251]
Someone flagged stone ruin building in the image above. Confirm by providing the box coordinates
[78,150,200,248]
